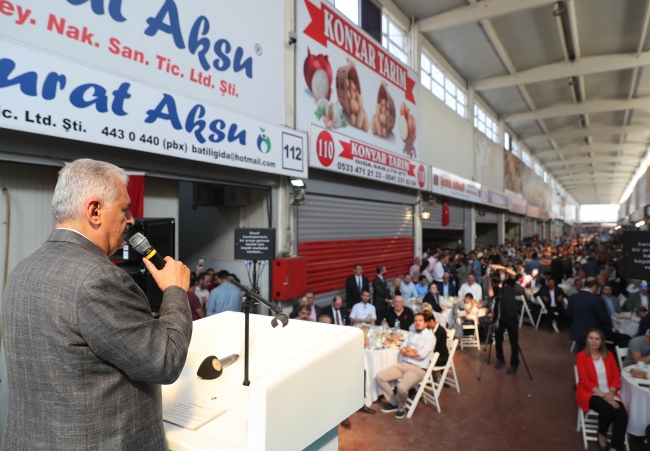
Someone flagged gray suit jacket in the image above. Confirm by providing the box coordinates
[1,229,192,450]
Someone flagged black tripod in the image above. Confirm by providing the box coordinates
[478,318,532,381]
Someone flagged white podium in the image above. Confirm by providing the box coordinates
[162,312,364,451]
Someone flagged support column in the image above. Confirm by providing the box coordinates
[463,203,475,251]
[414,194,423,260]
[497,212,505,245]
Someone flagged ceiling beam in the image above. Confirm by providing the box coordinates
[505,97,650,123]
[523,125,650,142]
[545,157,640,167]
[555,172,631,180]
[535,142,647,157]
[556,165,635,174]
[417,0,556,33]
[473,52,650,91]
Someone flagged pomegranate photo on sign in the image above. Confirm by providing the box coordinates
[336,59,369,131]
[304,48,332,101]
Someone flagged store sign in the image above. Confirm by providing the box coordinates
[0,41,307,177]
[526,205,540,219]
[508,194,527,215]
[297,0,420,161]
[431,167,481,203]
[309,125,428,189]
[623,231,650,279]
[481,188,510,210]
[0,0,285,124]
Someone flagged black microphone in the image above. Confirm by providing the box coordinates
[129,232,166,270]
[197,354,239,380]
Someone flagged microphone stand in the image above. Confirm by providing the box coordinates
[227,276,288,386]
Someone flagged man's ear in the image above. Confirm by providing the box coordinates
[85,199,102,227]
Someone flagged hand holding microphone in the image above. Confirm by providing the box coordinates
[130,233,190,291]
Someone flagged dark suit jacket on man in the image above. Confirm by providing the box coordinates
[435,281,457,297]
[345,274,369,310]
[372,275,391,316]
[322,304,349,325]
[537,285,566,307]
[1,229,193,451]
[566,290,611,343]
[432,324,449,367]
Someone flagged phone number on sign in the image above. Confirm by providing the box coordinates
[335,162,417,187]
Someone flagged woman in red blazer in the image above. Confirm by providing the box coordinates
[576,329,628,451]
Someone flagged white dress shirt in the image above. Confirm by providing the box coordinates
[350,302,376,321]
[400,327,436,369]
[458,282,483,301]
[432,262,445,282]
[549,289,556,308]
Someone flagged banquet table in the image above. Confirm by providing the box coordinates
[620,366,650,436]
[612,314,639,337]
[364,347,400,407]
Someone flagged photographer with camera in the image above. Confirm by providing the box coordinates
[494,277,521,375]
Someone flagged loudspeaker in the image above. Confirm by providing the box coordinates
[111,218,175,313]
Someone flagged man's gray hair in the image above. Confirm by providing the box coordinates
[52,159,128,223]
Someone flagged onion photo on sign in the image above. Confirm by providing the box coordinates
[304,48,332,101]
[399,102,417,158]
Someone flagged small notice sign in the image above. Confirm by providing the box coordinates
[234,228,276,260]
[623,231,650,279]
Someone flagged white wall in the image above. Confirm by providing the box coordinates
[419,88,475,179]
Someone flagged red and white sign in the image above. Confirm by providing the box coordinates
[508,195,528,215]
[310,125,428,190]
[297,0,420,161]
[430,167,481,203]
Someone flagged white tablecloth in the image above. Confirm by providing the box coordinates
[612,315,639,337]
[364,348,400,407]
[620,367,650,436]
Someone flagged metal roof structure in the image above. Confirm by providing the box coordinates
[393,0,650,204]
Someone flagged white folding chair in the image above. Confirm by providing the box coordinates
[618,294,627,309]
[443,329,461,393]
[570,341,576,352]
[457,311,480,351]
[533,296,547,330]
[404,352,440,418]
[574,366,630,451]
[516,295,536,328]
[615,346,628,372]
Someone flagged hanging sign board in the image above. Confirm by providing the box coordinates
[623,231,650,279]
[309,125,429,190]
[234,228,276,261]
[296,0,420,161]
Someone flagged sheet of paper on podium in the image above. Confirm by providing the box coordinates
[163,398,227,431]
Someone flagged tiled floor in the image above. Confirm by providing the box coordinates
[338,327,647,451]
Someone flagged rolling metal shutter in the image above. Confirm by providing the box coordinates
[505,213,521,223]
[423,199,464,230]
[475,207,498,224]
[523,218,535,237]
[297,194,414,297]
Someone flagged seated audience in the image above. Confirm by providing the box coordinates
[623,331,650,367]
[415,276,429,297]
[206,270,242,316]
[385,296,414,331]
[637,306,650,337]
[567,278,583,297]
[458,274,482,302]
[322,295,349,326]
[575,329,627,451]
[437,272,456,297]
[401,274,418,300]
[537,277,566,330]
[601,285,621,316]
[318,314,332,324]
[377,313,435,419]
[423,283,444,313]
[389,277,402,299]
[350,290,376,324]
[297,305,312,321]
[187,272,205,321]
[426,314,449,367]
[290,291,322,320]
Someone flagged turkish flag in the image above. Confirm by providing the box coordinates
[442,197,450,227]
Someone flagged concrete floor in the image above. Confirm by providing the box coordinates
[339,327,647,451]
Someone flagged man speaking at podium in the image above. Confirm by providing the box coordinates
[1,159,193,450]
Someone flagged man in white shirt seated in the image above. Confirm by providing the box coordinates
[349,290,376,324]
[376,313,436,419]
[400,274,418,300]
[458,274,483,302]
